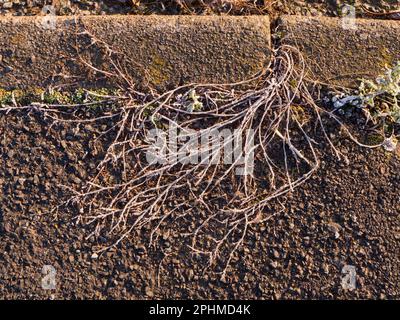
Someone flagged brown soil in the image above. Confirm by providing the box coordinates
[1,107,399,299]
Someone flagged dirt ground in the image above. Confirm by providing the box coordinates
[0,0,399,16]
[0,106,399,299]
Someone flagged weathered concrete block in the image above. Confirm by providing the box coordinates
[0,15,271,90]
[280,15,400,88]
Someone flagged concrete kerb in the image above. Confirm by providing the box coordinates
[280,15,400,88]
[0,15,400,90]
[0,15,271,90]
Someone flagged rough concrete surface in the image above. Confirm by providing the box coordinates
[281,15,400,88]
[0,15,271,90]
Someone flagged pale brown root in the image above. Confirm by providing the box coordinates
[0,29,378,277]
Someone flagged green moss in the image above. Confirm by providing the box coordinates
[291,104,310,124]
[147,55,169,86]
[378,47,394,70]
[365,134,384,146]
[0,89,13,105]
[0,87,120,107]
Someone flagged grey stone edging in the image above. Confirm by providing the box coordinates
[1,14,399,90]
[0,15,271,90]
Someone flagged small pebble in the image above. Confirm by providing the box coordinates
[91,252,99,259]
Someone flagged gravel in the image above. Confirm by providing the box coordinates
[0,1,398,16]
[0,106,399,299]
[0,0,133,15]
